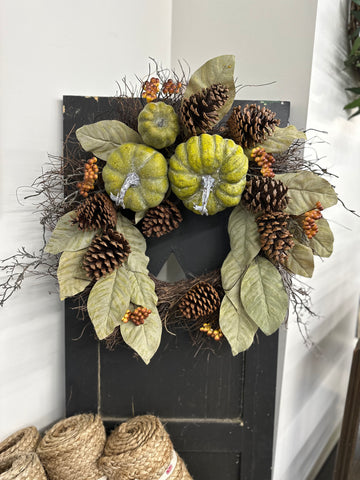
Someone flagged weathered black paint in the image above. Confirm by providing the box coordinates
[64,96,289,480]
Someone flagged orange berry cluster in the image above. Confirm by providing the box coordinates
[121,306,152,326]
[200,323,224,341]
[302,201,323,239]
[162,79,182,95]
[251,147,275,178]
[142,77,160,102]
[77,157,99,197]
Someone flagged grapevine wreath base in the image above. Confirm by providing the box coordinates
[0,414,192,480]
[0,55,345,364]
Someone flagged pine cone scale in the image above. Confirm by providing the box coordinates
[178,282,221,320]
[180,83,229,135]
[257,212,294,264]
[243,176,289,214]
[141,200,183,238]
[227,104,280,148]
[83,229,131,280]
[74,193,117,231]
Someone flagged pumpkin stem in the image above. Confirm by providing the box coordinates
[110,172,140,208]
[193,175,215,216]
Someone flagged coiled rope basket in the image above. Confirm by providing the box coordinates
[37,413,106,480]
[99,415,193,480]
[0,452,46,480]
[0,427,40,466]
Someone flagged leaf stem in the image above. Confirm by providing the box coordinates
[193,175,215,216]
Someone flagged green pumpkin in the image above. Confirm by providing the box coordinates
[102,143,169,212]
[138,101,180,149]
[169,134,248,215]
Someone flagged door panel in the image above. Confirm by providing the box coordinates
[64,96,289,479]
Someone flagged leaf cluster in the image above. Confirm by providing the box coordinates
[46,212,162,364]
[220,169,337,355]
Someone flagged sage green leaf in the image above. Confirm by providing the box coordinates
[127,270,158,308]
[126,251,150,274]
[87,268,130,340]
[276,171,338,214]
[228,205,261,268]
[287,217,308,243]
[221,252,244,291]
[255,125,306,154]
[116,213,147,254]
[45,211,98,254]
[120,314,162,365]
[121,270,162,364]
[58,249,91,301]
[183,55,235,122]
[309,217,334,258]
[241,257,288,335]
[285,239,314,277]
[76,120,143,161]
[135,210,147,225]
[221,205,261,291]
[219,280,258,356]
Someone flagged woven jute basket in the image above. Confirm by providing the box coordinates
[99,415,193,480]
[37,413,106,480]
[0,452,47,480]
[0,427,40,466]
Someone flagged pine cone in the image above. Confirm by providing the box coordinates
[180,83,229,135]
[141,200,183,238]
[178,282,221,320]
[83,229,131,280]
[227,104,280,148]
[257,212,294,264]
[74,193,117,231]
[242,176,289,213]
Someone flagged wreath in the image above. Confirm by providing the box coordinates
[1,55,339,364]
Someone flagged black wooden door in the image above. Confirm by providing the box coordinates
[64,96,289,480]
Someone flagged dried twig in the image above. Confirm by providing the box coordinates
[0,248,58,306]
[280,267,317,348]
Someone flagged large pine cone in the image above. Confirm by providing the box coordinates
[74,193,117,231]
[83,229,131,280]
[141,200,183,238]
[180,83,229,135]
[178,282,221,320]
[227,104,279,148]
[242,176,289,213]
[257,212,294,264]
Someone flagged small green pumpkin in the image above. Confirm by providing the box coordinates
[102,143,169,212]
[169,134,248,215]
[138,101,180,149]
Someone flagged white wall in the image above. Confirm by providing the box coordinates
[0,0,172,438]
[273,0,360,478]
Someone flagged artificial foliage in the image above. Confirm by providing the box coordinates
[227,104,280,148]
[0,55,341,364]
[141,200,183,238]
[344,0,360,117]
[180,83,229,135]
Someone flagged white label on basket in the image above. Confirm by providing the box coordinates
[98,476,107,480]
[158,449,178,480]
[134,450,178,480]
